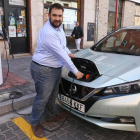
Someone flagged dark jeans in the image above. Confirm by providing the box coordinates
[30,61,62,126]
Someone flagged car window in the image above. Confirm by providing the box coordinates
[92,29,140,55]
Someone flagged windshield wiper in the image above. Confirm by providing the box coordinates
[94,45,104,52]
[105,50,140,56]
[118,51,140,56]
[95,48,102,52]
[108,50,121,54]
[94,48,140,56]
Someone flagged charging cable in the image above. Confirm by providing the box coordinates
[0,28,14,87]
[39,77,75,132]
[10,77,76,132]
[9,91,31,115]
[1,28,77,131]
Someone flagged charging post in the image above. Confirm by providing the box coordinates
[0,49,3,85]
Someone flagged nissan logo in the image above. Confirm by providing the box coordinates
[70,85,77,94]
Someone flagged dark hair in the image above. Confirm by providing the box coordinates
[49,3,64,14]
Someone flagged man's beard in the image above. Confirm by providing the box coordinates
[50,17,62,28]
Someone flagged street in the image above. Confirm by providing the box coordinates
[0,54,139,140]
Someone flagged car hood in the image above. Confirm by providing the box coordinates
[75,49,140,82]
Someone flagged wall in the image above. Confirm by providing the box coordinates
[97,0,109,41]
[121,1,135,27]
[31,0,44,54]
[0,41,9,59]
[83,0,96,49]
[30,0,137,52]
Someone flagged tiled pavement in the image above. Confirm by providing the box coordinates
[0,55,140,140]
[0,68,29,90]
[0,56,35,96]
[1,108,140,140]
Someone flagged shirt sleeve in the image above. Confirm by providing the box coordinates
[43,33,78,74]
[71,27,75,36]
[66,47,71,54]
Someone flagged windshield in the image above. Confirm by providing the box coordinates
[91,29,140,55]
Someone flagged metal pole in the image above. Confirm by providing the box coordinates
[95,0,99,43]
[115,0,119,30]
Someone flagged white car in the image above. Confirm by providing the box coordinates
[56,26,140,132]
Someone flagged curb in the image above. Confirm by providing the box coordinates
[0,93,36,115]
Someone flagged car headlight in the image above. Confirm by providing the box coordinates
[82,81,140,101]
[103,81,140,94]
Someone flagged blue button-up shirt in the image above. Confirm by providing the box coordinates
[32,20,78,74]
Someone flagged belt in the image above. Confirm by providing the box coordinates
[32,61,45,66]
[32,61,61,69]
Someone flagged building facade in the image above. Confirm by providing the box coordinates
[0,0,140,58]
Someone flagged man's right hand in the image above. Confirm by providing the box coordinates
[75,71,84,79]
[70,36,72,39]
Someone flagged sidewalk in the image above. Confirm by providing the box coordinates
[0,53,140,140]
[0,56,34,94]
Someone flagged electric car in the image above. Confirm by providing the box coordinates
[56,26,140,132]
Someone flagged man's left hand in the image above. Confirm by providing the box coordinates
[69,53,76,58]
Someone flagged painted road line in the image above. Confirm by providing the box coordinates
[12,117,47,140]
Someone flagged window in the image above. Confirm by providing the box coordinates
[8,0,27,38]
[0,0,4,39]
[134,4,140,26]
[44,0,80,49]
[46,1,52,4]
[94,29,140,55]
[44,0,78,9]
[104,32,127,48]
[108,0,122,33]
[44,7,78,36]
[64,3,69,7]
[8,0,26,7]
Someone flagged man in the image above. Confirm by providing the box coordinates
[70,21,84,51]
[30,3,83,138]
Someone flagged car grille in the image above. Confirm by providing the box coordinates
[60,78,94,100]
[59,78,100,112]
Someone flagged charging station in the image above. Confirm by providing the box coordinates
[0,50,3,85]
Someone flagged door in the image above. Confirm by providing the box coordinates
[4,0,29,54]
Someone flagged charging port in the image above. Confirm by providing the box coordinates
[68,58,100,82]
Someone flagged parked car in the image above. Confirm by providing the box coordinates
[56,26,140,131]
